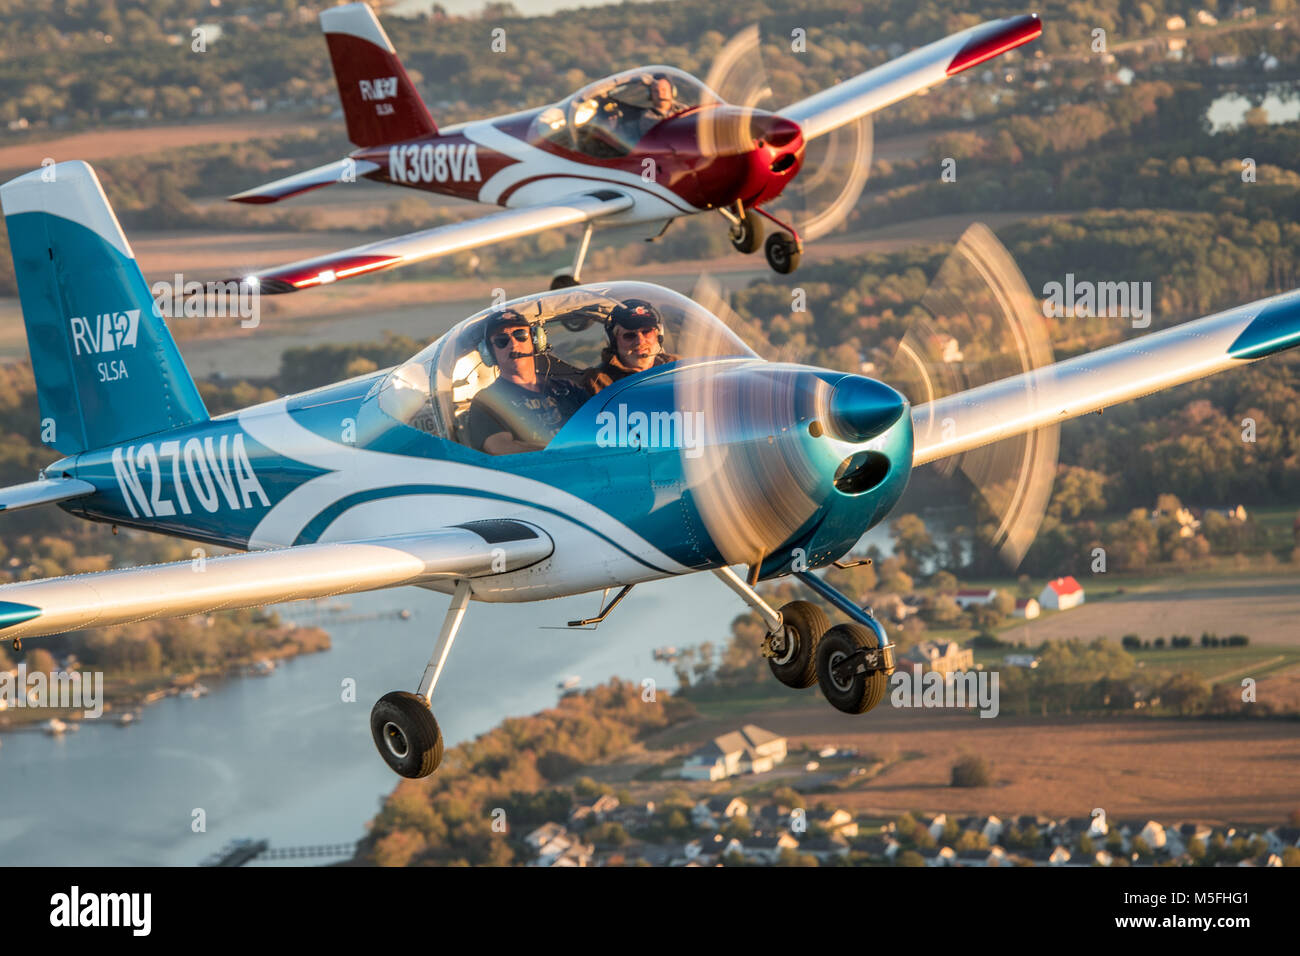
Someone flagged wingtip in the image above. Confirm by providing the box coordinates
[0,601,42,631]
[946,13,1044,76]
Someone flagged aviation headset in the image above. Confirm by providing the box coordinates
[478,308,548,367]
[606,299,665,349]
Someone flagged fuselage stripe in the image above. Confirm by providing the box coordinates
[292,482,680,575]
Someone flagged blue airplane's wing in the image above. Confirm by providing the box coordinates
[0,523,553,640]
[911,289,1300,467]
[0,476,96,513]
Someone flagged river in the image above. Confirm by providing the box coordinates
[0,573,757,866]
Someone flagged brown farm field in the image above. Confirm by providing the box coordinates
[0,115,327,175]
[652,696,1300,826]
[1003,574,1300,647]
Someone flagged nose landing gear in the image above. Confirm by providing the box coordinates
[762,600,829,689]
[721,202,764,254]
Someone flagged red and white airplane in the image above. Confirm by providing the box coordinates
[231,3,1041,293]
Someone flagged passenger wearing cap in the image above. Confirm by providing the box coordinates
[581,299,680,394]
[465,309,586,455]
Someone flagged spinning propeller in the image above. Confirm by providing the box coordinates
[684,223,1058,571]
[701,25,874,243]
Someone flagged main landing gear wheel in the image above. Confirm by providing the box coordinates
[817,623,888,715]
[550,273,579,290]
[370,691,444,778]
[767,600,830,689]
[729,208,764,254]
[764,232,801,274]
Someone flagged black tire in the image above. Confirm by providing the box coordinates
[817,623,889,715]
[370,691,444,778]
[767,600,830,689]
[764,233,801,274]
[550,273,579,290]
[729,209,764,253]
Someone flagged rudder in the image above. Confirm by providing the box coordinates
[0,161,208,456]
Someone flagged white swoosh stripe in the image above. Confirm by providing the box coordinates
[237,398,692,572]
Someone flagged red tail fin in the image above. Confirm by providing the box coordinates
[320,2,437,148]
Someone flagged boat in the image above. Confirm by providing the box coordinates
[116,711,137,726]
[180,683,209,699]
[43,718,67,735]
[250,659,276,676]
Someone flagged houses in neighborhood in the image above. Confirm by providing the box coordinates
[521,779,1300,867]
[901,639,974,676]
[523,822,595,867]
[1039,576,1085,611]
[679,724,787,781]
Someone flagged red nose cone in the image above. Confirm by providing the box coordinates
[760,115,802,148]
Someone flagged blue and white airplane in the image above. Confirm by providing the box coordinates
[1,161,1298,777]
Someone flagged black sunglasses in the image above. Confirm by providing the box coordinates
[491,328,531,350]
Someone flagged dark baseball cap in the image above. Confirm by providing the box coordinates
[608,299,662,331]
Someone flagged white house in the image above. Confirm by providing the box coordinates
[1039,576,1084,611]
[691,796,749,827]
[1138,820,1168,851]
[953,587,997,609]
[817,809,859,838]
[741,833,799,864]
[680,725,788,780]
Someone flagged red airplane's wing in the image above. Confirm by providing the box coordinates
[234,191,633,294]
[783,14,1042,141]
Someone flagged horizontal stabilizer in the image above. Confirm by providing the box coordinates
[0,476,96,513]
[228,158,381,204]
[0,523,553,640]
[235,191,633,293]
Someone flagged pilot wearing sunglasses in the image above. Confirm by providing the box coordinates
[582,299,680,394]
[466,309,586,455]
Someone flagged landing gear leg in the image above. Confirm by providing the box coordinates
[370,579,471,778]
[712,567,828,690]
[721,202,763,254]
[551,222,594,290]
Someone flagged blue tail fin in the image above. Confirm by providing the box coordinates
[0,160,208,455]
